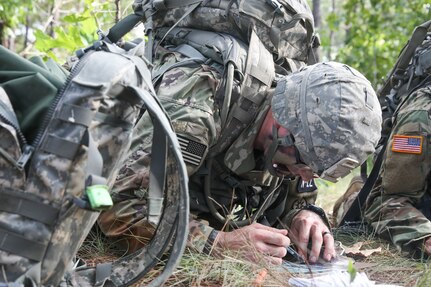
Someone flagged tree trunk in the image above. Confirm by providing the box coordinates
[312,0,322,61]
[312,0,321,28]
[115,0,121,23]
[327,0,336,60]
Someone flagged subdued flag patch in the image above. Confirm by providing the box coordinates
[392,135,423,154]
[177,134,206,166]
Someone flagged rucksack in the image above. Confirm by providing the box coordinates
[338,20,431,226]
[113,0,318,227]
[105,0,319,155]
[0,28,188,286]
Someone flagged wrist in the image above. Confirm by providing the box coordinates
[203,229,220,255]
[301,204,331,228]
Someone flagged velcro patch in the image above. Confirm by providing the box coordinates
[177,134,207,166]
[391,135,423,154]
[297,179,317,193]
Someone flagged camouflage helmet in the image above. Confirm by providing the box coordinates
[271,62,382,182]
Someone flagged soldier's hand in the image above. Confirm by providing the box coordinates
[424,237,431,255]
[289,210,336,263]
[215,223,289,265]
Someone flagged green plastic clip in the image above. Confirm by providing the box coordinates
[86,185,113,211]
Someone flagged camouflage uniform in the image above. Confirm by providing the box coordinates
[364,86,431,253]
[98,47,318,253]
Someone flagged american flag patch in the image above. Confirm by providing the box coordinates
[392,135,423,154]
[177,134,207,166]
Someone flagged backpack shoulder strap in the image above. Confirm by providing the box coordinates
[210,29,275,155]
[339,139,387,226]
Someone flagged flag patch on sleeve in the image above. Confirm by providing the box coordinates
[391,135,423,154]
[177,134,207,166]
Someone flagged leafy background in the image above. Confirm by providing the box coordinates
[1,0,430,88]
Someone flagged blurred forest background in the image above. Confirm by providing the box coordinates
[1,0,430,89]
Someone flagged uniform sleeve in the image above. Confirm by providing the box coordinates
[364,89,431,252]
[187,218,217,253]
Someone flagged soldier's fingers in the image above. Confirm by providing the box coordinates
[256,242,287,258]
[322,231,335,261]
[254,229,290,247]
[308,225,323,263]
[292,220,311,259]
[253,223,288,235]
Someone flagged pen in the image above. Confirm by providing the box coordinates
[286,246,305,264]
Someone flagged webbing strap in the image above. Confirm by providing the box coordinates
[339,140,387,226]
[0,228,48,261]
[152,58,205,85]
[58,104,93,126]
[153,2,202,54]
[95,263,112,286]
[41,135,80,160]
[84,130,104,179]
[0,189,59,226]
[171,44,207,61]
[148,116,167,224]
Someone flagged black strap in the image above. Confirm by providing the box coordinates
[339,140,388,226]
[41,135,80,159]
[0,189,59,226]
[0,228,48,261]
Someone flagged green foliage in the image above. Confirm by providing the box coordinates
[1,0,134,62]
[329,0,431,88]
[347,260,357,282]
[34,0,117,62]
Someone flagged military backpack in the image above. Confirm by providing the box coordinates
[0,22,188,287]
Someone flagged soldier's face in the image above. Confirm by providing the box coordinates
[269,126,316,181]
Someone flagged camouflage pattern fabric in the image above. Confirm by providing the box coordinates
[332,175,365,226]
[364,86,431,253]
[0,43,150,286]
[271,62,382,177]
[98,46,222,253]
[98,46,316,253]
[133,0,316,65]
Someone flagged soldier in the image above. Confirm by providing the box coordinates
[335,84,431,257]
[98,52,382,265]
[334,22,431,257]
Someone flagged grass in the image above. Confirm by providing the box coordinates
[77,169,431,286]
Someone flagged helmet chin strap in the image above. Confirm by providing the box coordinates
[265,125,295,176]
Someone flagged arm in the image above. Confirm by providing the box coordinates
[364,90,431,254]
